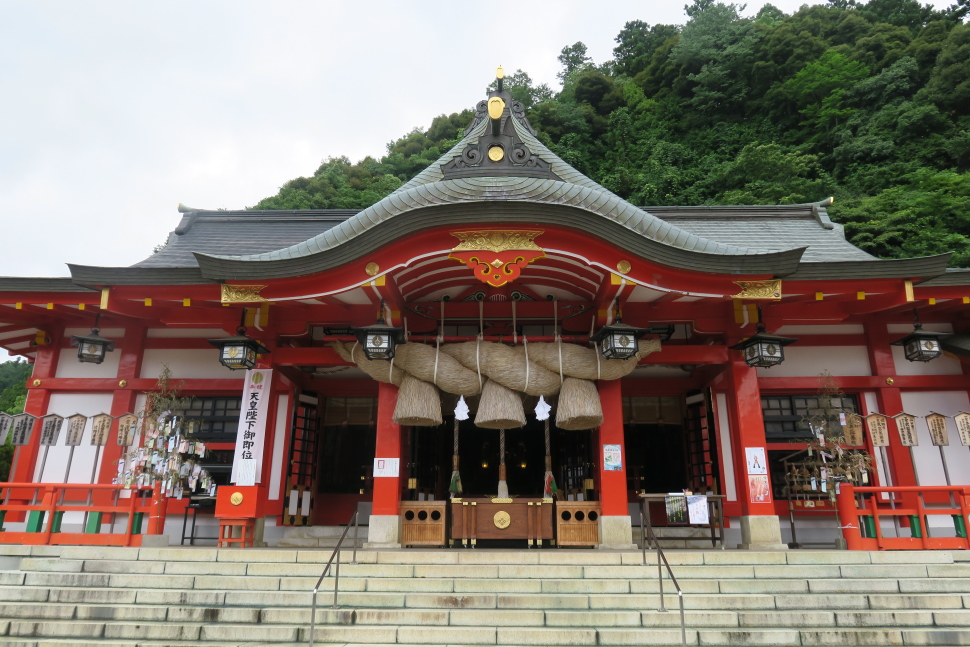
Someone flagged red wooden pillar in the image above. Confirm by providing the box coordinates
[369,381,402,545]
[725,350,787,549]
[596,379,634,547]
[14,327,62,484]
[863,320,918,487]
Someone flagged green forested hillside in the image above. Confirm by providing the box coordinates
[253,0,970,266]
[0,359,31,480]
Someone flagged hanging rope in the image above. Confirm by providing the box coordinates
[594,342,602,381]
[512,299,517,346]
[433,298,444,386]
[500,429,506,466]
[544,418,551,456]
[476,299,484,390]
[554,298,564,384]
[523,336,530,393]
[449,415,462,496]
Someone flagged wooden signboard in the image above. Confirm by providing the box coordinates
[926,412,950,447]
[954,412,970,446]
[0,412,13,445]
[865,413,890,447]
[65,414,87,446]
[894,413,919,446]
[10,413,36,446]
[844,413,865,447]
[116,413,139,446]
[38,414,64,446]
[90,413,112,447]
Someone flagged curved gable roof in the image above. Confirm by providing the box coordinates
[192,103,807,279]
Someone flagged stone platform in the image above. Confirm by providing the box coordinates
[0,544,969,646]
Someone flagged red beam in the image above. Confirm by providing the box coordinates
[271,346,349,366]
[759,375,970,391]
[27,378,244,392]
[640,344,728,365]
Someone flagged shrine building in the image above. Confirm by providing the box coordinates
[2,70,970,550]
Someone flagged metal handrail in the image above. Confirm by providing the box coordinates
[308,504,361,647]
[639,498,687,646]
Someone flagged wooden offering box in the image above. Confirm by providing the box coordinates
[451,497,553,546]
[400,501,447,547]
[555,501,600,547]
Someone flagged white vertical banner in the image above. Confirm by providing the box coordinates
[231,369,272,485]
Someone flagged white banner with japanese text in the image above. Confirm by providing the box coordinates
[231,369,272,485]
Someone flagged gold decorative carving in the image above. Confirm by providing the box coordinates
[732,280,782,300]
[451,498,462,503]
[490,497,513,503]
[488,146,505,161]
[451,230,544,253]
[32,379,41,387]
[221,284,268,304]
[364,262,380,276]
[230,492,244,505]
[493,510,511,529]
[886,378,895,385]
[616,260,632,274]
[118,380,127,388]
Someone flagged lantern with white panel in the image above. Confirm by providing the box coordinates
[891,310,946,362]
[728,306,798,368]
[208,333,269,370]
[352,300,405,361]
[590,320,649,360]
[70,315,116,364]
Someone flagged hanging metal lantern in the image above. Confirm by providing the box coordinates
[591,321,649,360]
[590,298,649,360]
[351,300,405,360]
[728,308,797,368]
[891,310,945,362]
[207,311,270,370]
[70,315,116,364]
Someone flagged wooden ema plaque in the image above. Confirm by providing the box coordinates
[451,498,553,546]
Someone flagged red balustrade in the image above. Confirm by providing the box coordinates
[0,482,157,546]
[837,484,970,550]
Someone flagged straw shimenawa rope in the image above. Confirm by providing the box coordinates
[329,338,660,428]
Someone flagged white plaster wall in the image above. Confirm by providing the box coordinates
[714,393,737,502]
[139,349,239,379]
[34,393,114,484]
[775,324,864,335]
[756,346,871,378]
[269,394,290,501]
[55,348,121,378]
[900,391,970,487]
[892,346,964,375]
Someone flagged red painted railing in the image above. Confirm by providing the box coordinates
[0,483,157,546]
[837,484,970,550]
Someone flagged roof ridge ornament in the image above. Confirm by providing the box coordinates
[444,69,554,180]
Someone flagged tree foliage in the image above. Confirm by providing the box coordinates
[0,359,32,481]
[254,1,969,266]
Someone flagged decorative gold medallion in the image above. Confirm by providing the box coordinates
[364,262,380,276]
[732,280,782,300]
[449,230,546,288]
[118,380,127,387]
[616,260,632,274]
[488,146,505,161]
[251,372,264,385]
[221,284,268,304]
[493,510,511,529]
[32,379,41,387]
[230,492,244,506]
[227,347,240,358]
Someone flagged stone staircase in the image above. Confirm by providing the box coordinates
[277,526,366,549]
[0,545,969,646]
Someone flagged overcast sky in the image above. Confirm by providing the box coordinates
[0,0,935,282]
